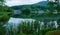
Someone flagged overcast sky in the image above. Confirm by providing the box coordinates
[5,0,46,6]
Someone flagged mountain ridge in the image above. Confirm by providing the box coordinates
[11,1,50,10]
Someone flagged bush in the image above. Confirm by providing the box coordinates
[16,33,26,35]
[0,12,9,22]
[45,30,60,35]
[40,28,56,35]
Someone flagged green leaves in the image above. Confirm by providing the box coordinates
[0,0,13,35]
[21,8,31,15]
[47,1,54,6]
[0,0,4,2]
[0,12,9,22]
[45,30,60,35]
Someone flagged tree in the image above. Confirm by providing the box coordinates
[21,7,31,18]
[45,0,60,17]
[49,0,60,12]
[0,0,13,35]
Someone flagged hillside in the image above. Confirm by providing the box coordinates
[11,1,50,10]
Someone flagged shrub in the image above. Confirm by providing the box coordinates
[40,28,56,35]
[16,33,26,35]
[45,30,60,35]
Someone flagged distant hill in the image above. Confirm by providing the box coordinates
[11,1,50,10]
[33,1,48,6]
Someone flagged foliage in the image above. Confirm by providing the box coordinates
[47,1,55,6]
[45,30,60,35]
[57,19,60,29]
[42,28,56,35]
[0,0,13,35]
[21,8,31,17]
[16,21,41,35]
[16,21,57,35]
[16,33,26,35]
